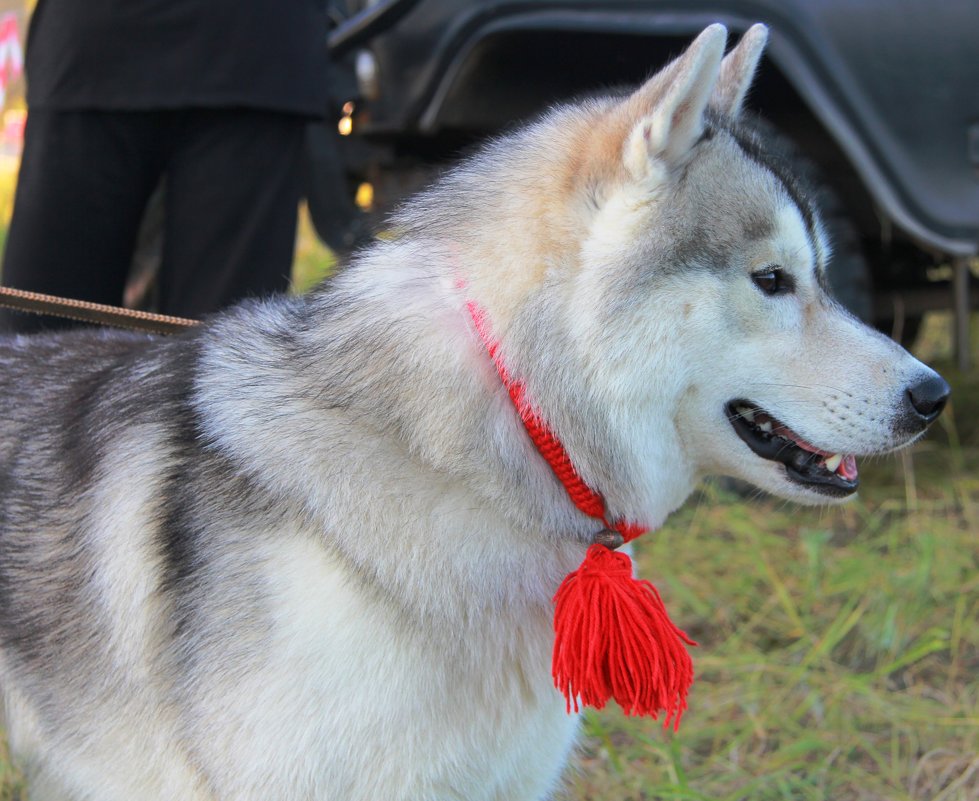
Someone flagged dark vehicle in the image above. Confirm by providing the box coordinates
[317,0,978,362]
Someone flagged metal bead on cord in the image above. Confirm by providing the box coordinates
[465,297,695,725]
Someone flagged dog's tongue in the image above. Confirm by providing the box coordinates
[771,419,858,480]
[838,455,858,481]
[771,420,832,457]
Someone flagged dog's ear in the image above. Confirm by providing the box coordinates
[622,23,726,178]
[711,24,769,117]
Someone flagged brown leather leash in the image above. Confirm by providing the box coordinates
[0,285,199,335]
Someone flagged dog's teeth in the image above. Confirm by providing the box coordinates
[758,421,772,433]
[737,406,755,422]
[824,453,843,472]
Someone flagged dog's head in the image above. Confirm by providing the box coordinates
[417,24,949,525]
[570,23,949,514]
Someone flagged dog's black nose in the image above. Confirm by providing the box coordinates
[905,373,951,424]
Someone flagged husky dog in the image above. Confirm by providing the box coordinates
[0,24,949,801]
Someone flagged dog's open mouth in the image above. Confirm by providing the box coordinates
[727,400,859,497]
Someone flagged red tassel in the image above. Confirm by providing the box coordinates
[463,296,697,726]
[552,544,696,728]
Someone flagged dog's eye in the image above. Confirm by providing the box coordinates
[751,268,794,296]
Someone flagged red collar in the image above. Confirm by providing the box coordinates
[465,295,694,726]
[465,299,645,543]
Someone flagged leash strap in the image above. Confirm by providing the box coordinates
[0,286,199,335]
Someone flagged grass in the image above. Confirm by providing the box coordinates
[0,148,975,797]
[2,337,974,801]
[566,316,979,801]
[290,202,336,294]
[0,157,18,261]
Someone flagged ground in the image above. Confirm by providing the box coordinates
[564,312,979,801]
[0,166,976,798]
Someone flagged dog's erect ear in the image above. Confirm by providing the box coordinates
[622,24,726,177]
[711,23,769,117]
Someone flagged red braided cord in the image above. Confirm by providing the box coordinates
[466,300,643,542]
[466,296,695,725]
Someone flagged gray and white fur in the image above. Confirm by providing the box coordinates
[0,24,947,800]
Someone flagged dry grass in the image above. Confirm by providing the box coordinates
[2,323,974,800]
[290,202,336,294]
[565,315,979,801]
[0,146,975,797]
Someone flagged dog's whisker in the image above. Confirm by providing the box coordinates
[752,381,855,397]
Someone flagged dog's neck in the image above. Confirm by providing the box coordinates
[193,246,698,622]
[464,295,646,545]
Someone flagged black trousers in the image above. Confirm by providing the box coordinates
[0,108,304,332]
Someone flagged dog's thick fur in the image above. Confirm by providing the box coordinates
[0,25,947,800]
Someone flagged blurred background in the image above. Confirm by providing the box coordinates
[0,1,976,799]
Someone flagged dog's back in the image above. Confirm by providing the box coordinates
[0,330,218,798]
[0,309,581,801]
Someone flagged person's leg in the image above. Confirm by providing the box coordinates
[159,109,303,319]
[0,109,163,333]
